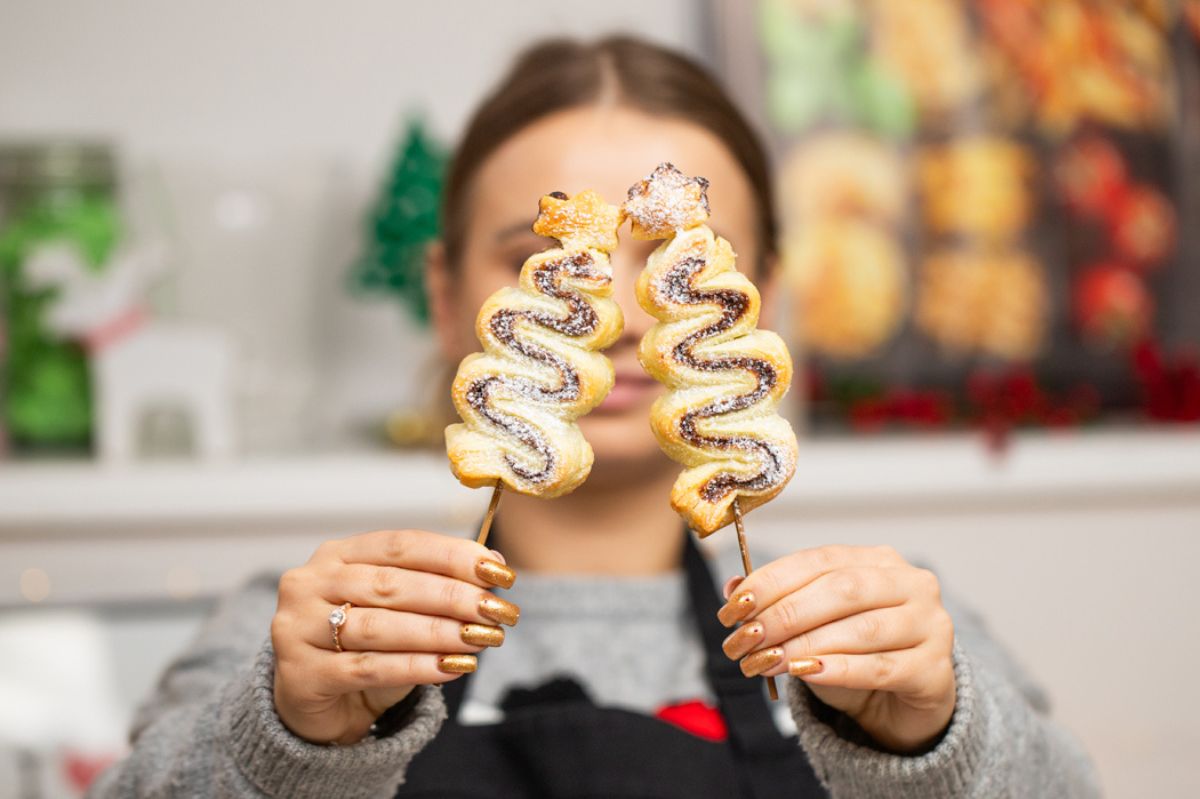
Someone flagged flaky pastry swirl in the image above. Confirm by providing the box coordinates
[445,190,624,497]
[627,164,798,535]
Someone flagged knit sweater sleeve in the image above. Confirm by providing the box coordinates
[88,575,447,799]
[786,594,1102,798]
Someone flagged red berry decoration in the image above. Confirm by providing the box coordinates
[1132,339,1200,423]
[1074,263,1154,347]
[1108,185,1176,270]
[848,396,891,432]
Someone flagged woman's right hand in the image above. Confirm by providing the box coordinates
[270,529,518,745]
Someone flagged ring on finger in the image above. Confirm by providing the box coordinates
[328,602,352,652]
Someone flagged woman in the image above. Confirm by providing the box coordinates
[92,37,1099,798]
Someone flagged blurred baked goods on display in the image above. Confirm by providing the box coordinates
[1073,262,1155,349]
[868,0,981,120]
[779,132,906,224]
[714,0,1196,431]
[1187,0,1200,40]
[1055,135,1128,218]
[1054,134,1177,273]
[1052,132,1174,356]
[785,219,906,359]
[1132,0,1175,28]
[1107,185,1176,271]
[916,249,1048,362]
[978,0,1171,135]
[780,133,908,360]
[918,138,1034,242]
[915,137,1044,361]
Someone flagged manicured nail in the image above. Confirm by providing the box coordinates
[717,591,756,627]
[478,596,520,626]
[740,646,784,677]
[788,657,824,677]
[476,558,516,589]
[722,575,744,600]
[438,654,477,674]
[460,623,505,647]
[489,549,507,565]
[722,621,765,660]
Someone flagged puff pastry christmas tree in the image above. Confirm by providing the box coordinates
[446,190,624,541]
[627,163,798,536]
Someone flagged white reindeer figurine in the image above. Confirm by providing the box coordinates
[24,241,236,463]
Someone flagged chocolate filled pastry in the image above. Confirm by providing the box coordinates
[626,164,798,535]
[445,190,624,498]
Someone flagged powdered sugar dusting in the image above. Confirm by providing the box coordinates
[624,163,710,240]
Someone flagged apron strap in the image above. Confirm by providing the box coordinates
[681,531,799,793]
[441,651,470,719]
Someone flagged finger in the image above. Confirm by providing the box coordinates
[337,529,515,589]
[315,650,478,695]
[717,545,905,626]
[724,606,922,665]
[313,606,505,653]
[328,565,520,626]
[782,648,930,694]
[752,567,914,645]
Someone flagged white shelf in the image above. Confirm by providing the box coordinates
[0,450,478,532]
[3,428,1199,531]
[2,429,1199,607]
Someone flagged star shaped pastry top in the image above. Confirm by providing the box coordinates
[532,189,622,252]
[622,163,711,240]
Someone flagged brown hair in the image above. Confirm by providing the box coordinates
[441,35,777,271]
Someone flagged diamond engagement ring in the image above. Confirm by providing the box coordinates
[329,602,352,652]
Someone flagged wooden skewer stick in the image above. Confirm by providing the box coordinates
[732,499,779,701]
[476,481,504,547]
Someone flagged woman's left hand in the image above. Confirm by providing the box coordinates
[719,545,956,754]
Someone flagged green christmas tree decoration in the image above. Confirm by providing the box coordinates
[0,195,121,447]
[349,118,447,324]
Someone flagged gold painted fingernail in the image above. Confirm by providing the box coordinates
[475,558,516,589]
[460,623,505,648]
[788,657,824,677]
[722,622,765,660]
[717,591,756,627]
[478,596,520,626]
[438,654,477,674]
[741,646,784,677]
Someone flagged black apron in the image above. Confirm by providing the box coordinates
[395,532,826,798]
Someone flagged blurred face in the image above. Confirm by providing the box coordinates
[429,105,763,482]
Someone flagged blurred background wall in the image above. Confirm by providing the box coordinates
[0,0,701,442]
[1,2,1199,798]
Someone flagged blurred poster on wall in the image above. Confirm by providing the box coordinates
[710,0,1200,435]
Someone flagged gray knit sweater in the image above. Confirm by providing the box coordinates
[89,548,1100,798]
